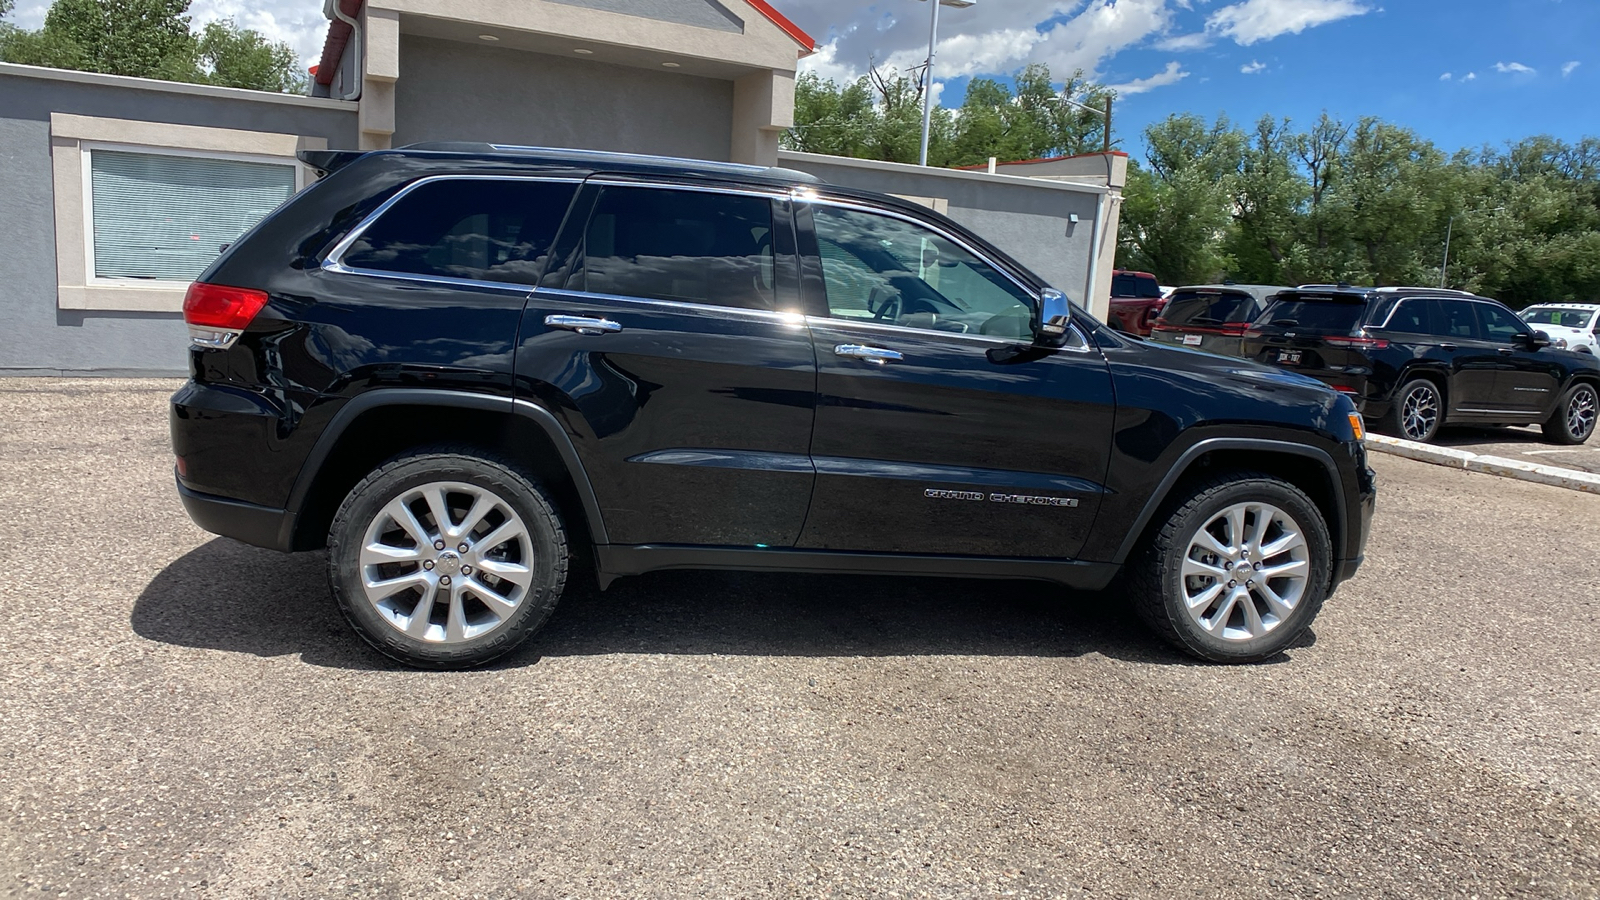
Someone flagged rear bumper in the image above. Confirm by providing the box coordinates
[176,474,293,551]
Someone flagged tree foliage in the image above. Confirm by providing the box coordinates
[1118,112,1600,306]
[785,63,1112,168]
[0,0,305,93]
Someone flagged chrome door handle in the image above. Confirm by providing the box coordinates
[834,344,904,364]
[545,314,622,335]
[1438,343,1457,351]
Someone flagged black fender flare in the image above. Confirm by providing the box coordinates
[277,389,608,548]
[1109,437,1346,566]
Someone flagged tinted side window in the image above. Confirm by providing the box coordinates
[1432,300,1480,340]
[1476,303,1526,343]
[811,204,1036,339]
[1385,298,1435,334]
[1111,273,1162,298]
[1162,290,1255,326]
[571,186,775,310]
[341,179,577,285]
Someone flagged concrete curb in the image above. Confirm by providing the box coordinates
[1365,433,1600,494]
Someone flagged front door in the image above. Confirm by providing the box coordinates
[1475,302,1563,416]
[1431,299,1503,417]
[793,200,1115,560]
[515,182,817,548]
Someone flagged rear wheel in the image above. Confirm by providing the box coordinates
[1382,377,1443,443]
[1542,382,1598,445]
[1129,473,1332,663]
[327,450,569,669]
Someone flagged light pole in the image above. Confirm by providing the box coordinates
[1440,206,1505,289]
[917,0,976,167]
[1056,94,1114,155]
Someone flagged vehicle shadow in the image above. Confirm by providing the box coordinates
[1431,424,1546,447]
[132,538,1308,670]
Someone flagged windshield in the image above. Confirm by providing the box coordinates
[1257,297,1367,332]
[1521,307,1597,329]
[1162,290,1257,326]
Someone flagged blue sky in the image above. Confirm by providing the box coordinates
[782,0,1599,156]
[6,0,1593,155]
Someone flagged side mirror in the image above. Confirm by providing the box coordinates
[1034,288,1072,347]
[1515,330,1552,350]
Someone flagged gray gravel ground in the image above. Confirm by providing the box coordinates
[2,377,1598,900]
[1431,424,1600,474]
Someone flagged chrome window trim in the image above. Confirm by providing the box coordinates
[321,173,586,289]
[806,314,1091,353]
[536,286,798,322]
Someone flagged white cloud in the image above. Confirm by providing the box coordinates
[1241,60,1266,74]
[1108,60,1190,94]
[1463,72,1477,82]
[1154,31,1214,51]
[1562,61,1581,77]
[1494,61,1536,74]
[1439,72,1452,81]
[1206,0,1370,46]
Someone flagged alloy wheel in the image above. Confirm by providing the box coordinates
[1179,501,1311,642]
[1401,384,1440,441]
[1569,386,1598,441]
[358,481,534,643]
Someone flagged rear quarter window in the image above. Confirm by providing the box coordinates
[339,178,579,285]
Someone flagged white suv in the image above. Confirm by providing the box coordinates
[1521,303,1600,354]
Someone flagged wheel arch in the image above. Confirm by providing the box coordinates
[281,390,608,552]
[1110,438,1345,569]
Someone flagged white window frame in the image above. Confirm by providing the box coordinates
[50,113,325,313]
[80,141,305,289]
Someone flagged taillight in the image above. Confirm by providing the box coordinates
[183,282,268,349]
[1243,325,1267,338]
[1219,322,1250,336]
[1324,334,1389,350]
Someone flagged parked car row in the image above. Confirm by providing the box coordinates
[1125,283,1600,446]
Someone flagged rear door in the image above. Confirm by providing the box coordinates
[515,180,818,548]
[1475,301,1563,416]
[794,199,1115,560]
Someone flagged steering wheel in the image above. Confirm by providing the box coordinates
[868,285,902,323]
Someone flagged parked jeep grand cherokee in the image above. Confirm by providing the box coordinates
[1240,286,1600,444]
[171,144,1374,668]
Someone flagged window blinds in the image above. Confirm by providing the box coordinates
[89,149,296,281]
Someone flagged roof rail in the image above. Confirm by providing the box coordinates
[396,142,822,183]
[1373,286,1477,296]
[1295,283,1370,291]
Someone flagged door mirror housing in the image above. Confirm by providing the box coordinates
[1034,288,1073,347]
[1515,330,1553,350]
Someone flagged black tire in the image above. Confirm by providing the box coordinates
[1380,377,1444,443]
[1542,381,1599,445]
[327,448,569,669]
[1128,472,1332,663]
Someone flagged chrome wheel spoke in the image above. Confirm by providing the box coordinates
[1248,506,1271,550]
[423,486,453,540]
[473,519,527,556]
[1186,580,1224,612]
[361,541,424,566]
[475,557,533,588]
[445,587,469,643]
[1258,558,1309,580]
[405,581,440,637]
[363,570,429,599]
[1259,531,1307,559]
[465,578,518,617]
[1204,589,1241,636]
[454,494,495,540]
[384,498,432,547]
[1256,580,1296,620]
[1226,507,1247,553]
[1194,529,1232,558]
[1237,589,1266,637]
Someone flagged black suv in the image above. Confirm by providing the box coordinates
[171,145,1375,668]
[1240,286,1600,444]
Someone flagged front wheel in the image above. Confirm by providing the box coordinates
[327,450,569,669]
[1129,473,1332,663]
[1541,382,1598,445]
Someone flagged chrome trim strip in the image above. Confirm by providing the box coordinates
[321,173,586,284]
[321,258,538,293]
[1456,408,1542,415]
[806,315,1092,352]
[535,287,802,323]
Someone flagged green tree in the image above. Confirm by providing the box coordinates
[198,18,306,93]
[41,0,197,80]
[1117,113,1244,284]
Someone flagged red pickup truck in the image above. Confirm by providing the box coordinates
[1107,270,1166,336]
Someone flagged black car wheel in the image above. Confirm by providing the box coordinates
[327,449,569,669]
[1542,382,1599,445]
[1128,472,1332,663]
[1383,378,1443,443]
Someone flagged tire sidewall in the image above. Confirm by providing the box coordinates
[1156,479,1332,662]
[1563,383,1598,443]
[328,454,566,668]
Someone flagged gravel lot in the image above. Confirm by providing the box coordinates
[2,378,1598,899]
[1431,424,1600,474]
